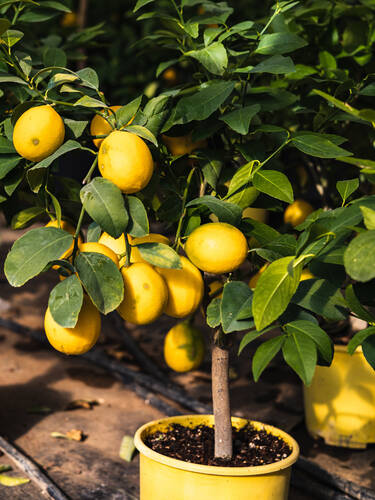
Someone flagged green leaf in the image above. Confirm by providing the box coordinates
[11,207,45,229]
[43,47,66,67]
[236,295,254,320]
[77,67,99,89]
[0,475,30,487]
[344,231,375,282]
[42,1,71,12]
[15,51,32,77]
[74,96,107,108]
[360,206,375,230]
[143,95,170,136]
[238,330,264,355]
[346,284,375,324]
[292,134,352,158]
[363,335,375,370]
[48,275,83,328]
[0,73,26,85]
[185,195,242,225]
[206,297,222,328]
[219,104,260,135]
[1,30,24,48]
[0,156,22,179]
[0,18,10,36]
[336,178,359,204]
[256,32,307,55]
[282,331,317,385]
[250,55,295,74]
[86,221,101,242]
[4,227,73,287]
[134,0,154,12]
[220,281,254,333]
[136,243,182,269]
[64,119,88,139]
[80,178,128,239]
[75,252,124,314]
[156,59,180,78]
[127,196,149,237]
[252,336,285,381]
[186,42,228,75]
[292,279,348,321]
[119,435,136,462]
[123,125,158,147]
[27,140,82,193]
[19,9,59,22]
[253,256,302,330]
[253,170,293,203]
[285,320,333,365]
[241,218,280,246]
[116,96,142,128]
[348,327,375,355]
[0,137,16,153]
[163,81,235,130]
[312,89,361,121]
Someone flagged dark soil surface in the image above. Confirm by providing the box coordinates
[0,219,375,499]
[145,422,291,467]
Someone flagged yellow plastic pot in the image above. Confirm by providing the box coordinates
[134,414,299,500]
[304,345,375,449]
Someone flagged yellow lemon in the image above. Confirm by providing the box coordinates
[78,242,119,268]
[208,280,223,298]
[242,207,268,223]
[185,222,248,274]
[117,262,168,324]
[44,294,101,355]
[130,233,170,263]
[162,133,206,156]
[157,256,204,318]
[98,130,154,194]
[284,199,314,227]
[60,11,77,27]
[90,105,121,148]
[98,232,126,254]
[46,219,80,263]
[164,322,205,372]
[13,105,65,162]
[249,264,268,289]
[162,67,178,85]
[300,268,314,281]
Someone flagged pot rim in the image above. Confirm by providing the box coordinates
[134,414,300,476]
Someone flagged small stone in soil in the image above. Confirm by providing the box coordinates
[144,423,292,467]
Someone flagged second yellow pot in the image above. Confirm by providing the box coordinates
[304,345,375,448]
[134,414,299,500]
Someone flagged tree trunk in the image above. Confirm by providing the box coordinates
[212,334,232,460]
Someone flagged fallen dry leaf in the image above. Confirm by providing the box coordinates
[119,435,136,462]
[65,399,99,411]
[51,429,86,442]
[0,474,30,487]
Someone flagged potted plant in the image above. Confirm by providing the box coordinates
[2,0,375,498]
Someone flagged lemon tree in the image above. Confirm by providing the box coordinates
[1,0,375,462]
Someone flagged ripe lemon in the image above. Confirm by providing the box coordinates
[157,256,204,318]
[117,262,168,324]
[60,11,77,27]
[98,130,154,194]
[249,264,268,289]
[78,242,119,268]
[284,199,314,227]
[185,222,248,274]
[13,105,65,162]
[90,106,121,148]
[46,219,80,263]
[98,232,127,266]
[130,233,170,263]
[164,322,205,372]
[162,67,178,85]
[162,133,206,156]
[44,294,101,355]
[300,268,314,281]
[242,207,268,223]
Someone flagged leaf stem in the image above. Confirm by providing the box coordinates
[125,233,131,267]
[173,167,196,249]
[82,156,98,185]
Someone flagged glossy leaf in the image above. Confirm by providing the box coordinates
[256,32,307,55]
[360,206,375,230]
[127,196,149,237]
[221,281,254,333]
[219,104,260,135]
[116,95,142,128]
[136,243,182,269]
[345,284,375,324]
[285,320,333,365]
[185,196,242,225]
[336,178,359,204]
[252,336,285,381]
[206,297,221,328]
[250,55,295,74]
[292,134,352,158]
[282,331,317,385]
[186,42,228,75]
[344,231,375,282]
[253,170,293,203]
[48,275,83,328]
[363,335,375,370]
[5,227,73,287]
[80,178,128,239]
[11,207,45,229]
[348,327,375,355]
[75,252,124,314]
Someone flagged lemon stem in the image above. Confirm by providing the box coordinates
[212,329,233,460]
[173,167,196,249]
[125,234,132,267]
[72,207,85,259]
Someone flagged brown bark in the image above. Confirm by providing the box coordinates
[212,336,232,459]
